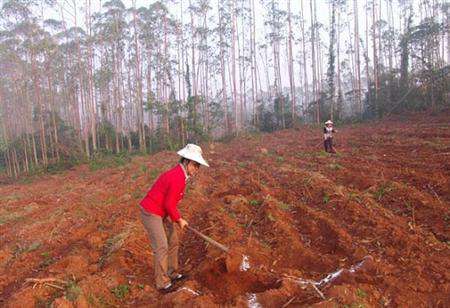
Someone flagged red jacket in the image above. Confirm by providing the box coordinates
[140,164,187,221]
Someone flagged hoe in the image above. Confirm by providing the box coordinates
[187,225,243,272]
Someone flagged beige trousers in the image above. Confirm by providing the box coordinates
[140,208,179,289]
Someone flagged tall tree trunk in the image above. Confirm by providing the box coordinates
[372,0,379,111]
[203,9,210,132]
[12,148,19,178]
[73,1,90,158]
[86,0,97,152]
[22,137,29,173]
[189,0,198,127]
[47,74,60,162]
[328,0,337,121]
[353,0,363,116]
[163,14,170,138]
[0,90,12,176]
[287,0,296,124]
[238,1,245,128]
[300,0,309,117]
[447,4,450,63]
[218,0,228,133]
[310,0,319,124]
[231,0,238,133]
[132,0,145,153]
[146,48,154,151]
[31,51,48,166]
[336,5,342,120]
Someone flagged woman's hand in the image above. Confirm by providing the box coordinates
[177,218,188,229]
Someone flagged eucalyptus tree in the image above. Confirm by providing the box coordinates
[327,0,337,121]
[94,0,128,153]
[353,0,362,116]
[1,0,449,177]
[287,0,296,124]
[216,0,231,132]
[261,0,287,128]
[409,16,445,111]
[2,0,50,170]
[327,0,346,120]
[309,0,319,123]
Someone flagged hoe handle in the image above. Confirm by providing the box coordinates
[186,225,230,253]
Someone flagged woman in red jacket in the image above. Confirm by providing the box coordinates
[139,144,209,293]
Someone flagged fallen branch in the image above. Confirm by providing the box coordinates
[25,278,69,285]
[281,296,296,308]
[427,184,443,205]
[24,278,69,290]
[310,283,326,300]
[246,219,254,229]
[44,283,66,290]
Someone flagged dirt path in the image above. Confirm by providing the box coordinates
[0,114,449,307]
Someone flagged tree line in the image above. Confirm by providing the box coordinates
[0,0,449,177]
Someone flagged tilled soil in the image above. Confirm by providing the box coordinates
[0,114,449,307]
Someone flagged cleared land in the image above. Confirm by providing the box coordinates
[0,114,449,307]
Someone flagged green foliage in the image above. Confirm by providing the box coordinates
[131,188,144,200]
[39,251,55,267]
[66,280,82,302]
[165,136,182,152]
[99,229,130,267]
[323,193,330,204]
[373,182,394,201]
[343,304,366,308]
[45,157,83,174]
[148,168,160,181]
[278,201,291,211]
[356,288,367,299]
[249,199,261,206]
[111,284,130,299]
[89,152,131,171]
[267,213,276,222]
[14,241,41,257]
[317,151,328,157]
[276,156,284,163]
[98,121,116,146]
[238,162,247,168]
[0,212,24,226]
[348,192,362,203]
[363,16,449,119]
[257,94,298,132]
[104,196,118,206]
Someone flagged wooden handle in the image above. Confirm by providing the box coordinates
[187,225,230,253]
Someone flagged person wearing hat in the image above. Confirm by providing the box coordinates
[139,144,209,293]
[323,120,337,153]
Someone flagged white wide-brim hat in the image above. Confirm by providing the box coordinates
[325,120,333,125]
[177,144,209,167]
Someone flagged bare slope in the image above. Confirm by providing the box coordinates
[0,114,449,307]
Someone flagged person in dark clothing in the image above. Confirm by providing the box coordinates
[323,120,337,153]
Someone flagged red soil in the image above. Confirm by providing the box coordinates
[0,114,448,307]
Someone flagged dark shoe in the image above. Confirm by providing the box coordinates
[171,273,187,282]
[159,283,177,294]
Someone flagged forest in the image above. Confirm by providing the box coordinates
[0,0,449,177]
